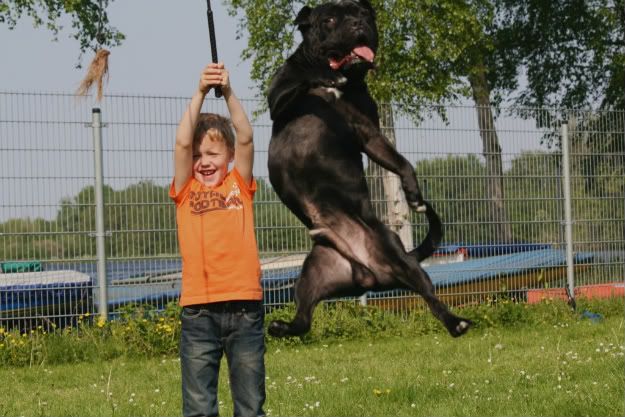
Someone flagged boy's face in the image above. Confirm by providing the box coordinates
[192,133,233,187]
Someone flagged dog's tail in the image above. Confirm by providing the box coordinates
[408,201,443,262]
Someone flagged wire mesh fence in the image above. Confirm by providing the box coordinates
[0,91,623,330]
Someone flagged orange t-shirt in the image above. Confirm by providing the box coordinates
[169,168,262,306]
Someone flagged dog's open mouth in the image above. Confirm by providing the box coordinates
[329,46,375,70]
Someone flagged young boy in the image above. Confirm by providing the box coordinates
[170,62,265,417]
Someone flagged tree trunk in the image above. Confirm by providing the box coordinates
[468,65,514,242]
[377,103,414,250]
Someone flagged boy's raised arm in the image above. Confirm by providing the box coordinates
[222,73,254,186]
[174,90,205,194]
[174,64,226,193]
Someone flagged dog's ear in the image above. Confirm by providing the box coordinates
[294,5,312,33]
[359,0,376,18]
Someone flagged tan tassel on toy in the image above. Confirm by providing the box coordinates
[76,48,110,101]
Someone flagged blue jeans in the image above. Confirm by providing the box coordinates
[180,301,266,417]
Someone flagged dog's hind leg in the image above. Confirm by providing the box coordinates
[268,244,357,338]
[393,262,472,337]
[375,226,472,337]
[408,267,472,337]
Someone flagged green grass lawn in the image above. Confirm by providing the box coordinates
[0,314,623,416]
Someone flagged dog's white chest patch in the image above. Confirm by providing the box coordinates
[323,87,343,99]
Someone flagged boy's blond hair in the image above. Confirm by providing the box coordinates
[193,113,235,153]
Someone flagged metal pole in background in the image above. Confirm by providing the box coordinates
[91,108,108,320]
[561,122,575,307]
[359,293,368,306]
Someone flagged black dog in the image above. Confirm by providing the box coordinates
[266,0,471,338]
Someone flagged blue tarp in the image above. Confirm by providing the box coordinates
[0,283,91,312]
[426,248,593,287]
[257,249,594,301]
[1,246,596,313]
[0,271,92,312]
[435,243,552,258]
[45,259,182,282]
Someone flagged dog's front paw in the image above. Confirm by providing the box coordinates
[268,320,290,338]
[409,201,427,213]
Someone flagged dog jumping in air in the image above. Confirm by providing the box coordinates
[266,0,472,338]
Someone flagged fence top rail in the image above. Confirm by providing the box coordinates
[0,90,623,116]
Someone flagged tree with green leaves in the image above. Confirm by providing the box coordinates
[492,0,624,111]
[0,0,123,63]
[2,1,619,107]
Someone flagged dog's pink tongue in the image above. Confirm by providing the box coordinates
[328,46,375,69]
[353,46,374,62]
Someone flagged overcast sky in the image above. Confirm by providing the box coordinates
[0,0,257,98]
